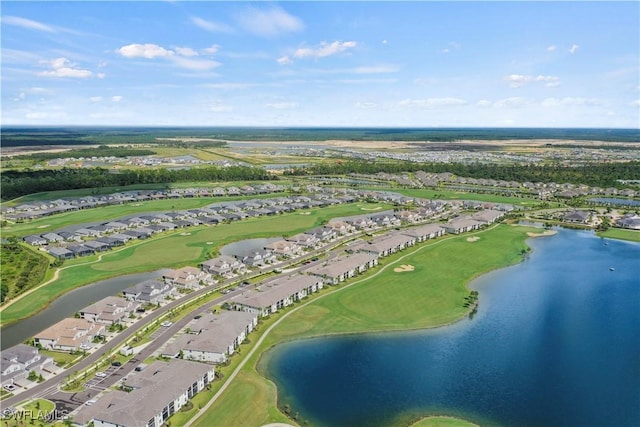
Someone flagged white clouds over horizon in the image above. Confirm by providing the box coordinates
[38,57,93,78]
[116,43,220,71]
[506,74,561,88]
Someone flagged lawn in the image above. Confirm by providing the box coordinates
[2,192,289,237]
[4,399,56,427]
[0,202,392,325]
[408,416,479,427]
[597,228,640,242]
[391,188,553,208]
[190,224,538,427]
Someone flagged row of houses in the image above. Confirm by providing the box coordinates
[3,183,286,220]
[74,358,215,427]
[1,344,54,387]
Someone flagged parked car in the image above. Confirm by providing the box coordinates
[3,384,15,392]
[160,321,173,327]
[111,361,122,367]
[95,372,107,378]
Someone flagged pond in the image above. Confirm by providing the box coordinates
[265,229,640,426]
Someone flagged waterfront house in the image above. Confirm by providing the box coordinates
[73,359,214,427]
[1,344,54,386]
[162,266,210,289]
[200,255,246,278]
[285,233,319,248]
[616,214,640,230]
[79,296,138,325]
[264,240,304,258]
[563,210,591,224]
[162,310,258,363]
[122,280,176,305]
[34,318,104,352]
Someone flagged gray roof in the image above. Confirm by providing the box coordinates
[164,311,257,355]
[75,359,213,427]
[305,253,378,279]
[237,274,323,309]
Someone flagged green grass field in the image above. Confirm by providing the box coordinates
[597,228,640,242]
[391,188,555,208]
[0,202,391,325]
[2,192,291,237]
[191,224,537,427]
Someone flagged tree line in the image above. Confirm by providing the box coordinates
[12,146,157,161]
[1,166,274,201]
[284,160,640,189]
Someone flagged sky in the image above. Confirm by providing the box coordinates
[2,1,639,128]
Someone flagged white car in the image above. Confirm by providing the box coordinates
[160,321,173,327]
[3,384,16,392]
[95,372,107,378]
[85,399,97,406]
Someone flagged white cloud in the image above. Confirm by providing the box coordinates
[505,74,560,88]
[277,55,293,65]
[294,41,357,59]
[265,102,299,109]
[171,56,220,71]
[111,96,123,102]
[38,57,93,78]
[2,16,56,32]
[175,47,199,57]
[569,44,580,54]
[90,96,103,102]
[494,97,532,108]
[203,45,220,55]
[398,98,467,108]
[541,97,603,107]
[190,16,233,33]
[236,6,304,37]
[477,100,492,107]
[631,100,640,107]
[117,43,219,70]
[381,40,388,45]
[117,43,174,59]
[547,45,557,52]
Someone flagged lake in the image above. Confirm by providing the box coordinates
[265,229,640,426]
[0,269,169,350]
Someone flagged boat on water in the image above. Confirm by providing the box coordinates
[609,267,615,271]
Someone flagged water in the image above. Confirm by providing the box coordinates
[219,237,282,257]
[265,229,640,426]
[588,197,640,207]
[0,269,169,350]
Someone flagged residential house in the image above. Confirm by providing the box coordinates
[47,247,74,260]
[162,311,258,363]
[442,217,483,234]
[67,244,95,257]
[305,253,379,285]
[23,235,47,246]
[122,280,177,305]
[41,233,64,243]
[234,274,324,317]
[199,256,246,278]
[1,344,54,385]
[34,318,104,352]
[471,209,505,225]
[79,296,138,325]
[351,233,416,258]
[234,248,276,268]
[162,267,210,289]
[563,210,591,224]
[402,224,446,242]
[264,240,304,258]
[73,359,214,427]
[285,233,319,248]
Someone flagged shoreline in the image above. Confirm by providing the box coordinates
[250,225,540,427]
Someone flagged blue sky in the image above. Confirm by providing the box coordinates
[2,1,639,128]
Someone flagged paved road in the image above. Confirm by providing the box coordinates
[0,232,356,410]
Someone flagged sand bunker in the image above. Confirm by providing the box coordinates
[466,236,480,242]
[394,264,415,273]
[299,212,310,215]
[361,206,382,211]
[37,225,50,229]
[206,241,214,245]
[179,232,191,236]
[527,230,558,238]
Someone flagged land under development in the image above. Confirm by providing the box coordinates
[1,127,638,427]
